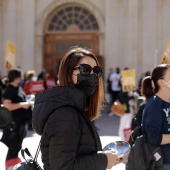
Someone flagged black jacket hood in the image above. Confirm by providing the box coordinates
[32,86,86,135]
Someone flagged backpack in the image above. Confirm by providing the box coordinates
[13,145,42,170]
[126,126,163,170]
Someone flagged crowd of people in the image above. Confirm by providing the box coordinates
[0,47,170,170]
[0,69,57,102]
[0,69,57,169]
[106,67,150,141]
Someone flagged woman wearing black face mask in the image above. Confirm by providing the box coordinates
[32,47,125,170]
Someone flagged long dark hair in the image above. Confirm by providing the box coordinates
[141,76,154,101]
[58,47,104,121]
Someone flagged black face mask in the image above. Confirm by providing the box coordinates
[74,74,98,96]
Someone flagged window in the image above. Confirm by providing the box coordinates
[48,5,99,31]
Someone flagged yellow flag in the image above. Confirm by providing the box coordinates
[121,69,136,92]
[160,40,170,64]
[5,41,17,70]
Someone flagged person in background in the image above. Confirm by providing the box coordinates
[107,68,113,105]
[23,70,36,131]
[142,64,170,170]
[37,68,46,81]
[23,70,36,95]
[0,69,31,170]
[117,67,135,141]
[117,90,134,141]
[18,71,26,87]
[37,68,49,89]
[32,47,125,170]
[109,67,121,104]
[131,76,154,130]
[137,71,151,95]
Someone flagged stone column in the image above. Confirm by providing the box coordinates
[105,0,120,78]
[142,0,158,72]
[34,35,44,74]
[19,0,35,72]
[0,0,18,75]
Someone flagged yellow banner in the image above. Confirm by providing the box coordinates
[121,69,136,92]
[160,40,170,64]
[5,41,16,70]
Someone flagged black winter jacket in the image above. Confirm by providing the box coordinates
[32,86,107,170]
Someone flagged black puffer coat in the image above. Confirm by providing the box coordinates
[32,86,107,170]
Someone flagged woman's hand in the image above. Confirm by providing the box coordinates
[105,150,125,169]
[117,156,126,163]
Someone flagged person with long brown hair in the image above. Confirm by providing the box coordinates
[32,47,125,170]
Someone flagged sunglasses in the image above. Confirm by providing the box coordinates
[73,64,102,77]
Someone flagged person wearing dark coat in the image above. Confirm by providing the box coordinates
[32,47,125,170]
[1,69,31,170]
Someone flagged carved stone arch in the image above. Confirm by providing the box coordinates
[45,4,99,33]
[36,0,104,35]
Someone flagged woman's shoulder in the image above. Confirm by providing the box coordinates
[147,95,162,105]
[3,85,16,97]
[44,106,81,136]
[145,96,163,112]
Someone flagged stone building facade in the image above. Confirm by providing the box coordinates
[0,0,170,84]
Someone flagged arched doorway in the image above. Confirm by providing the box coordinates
[44,4,102,76]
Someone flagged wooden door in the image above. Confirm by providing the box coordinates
[44,33,100,77]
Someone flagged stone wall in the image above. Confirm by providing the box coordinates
[105,0,170,81]
[0,0,35,75]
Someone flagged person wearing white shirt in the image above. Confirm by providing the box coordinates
[109,67,121,104]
